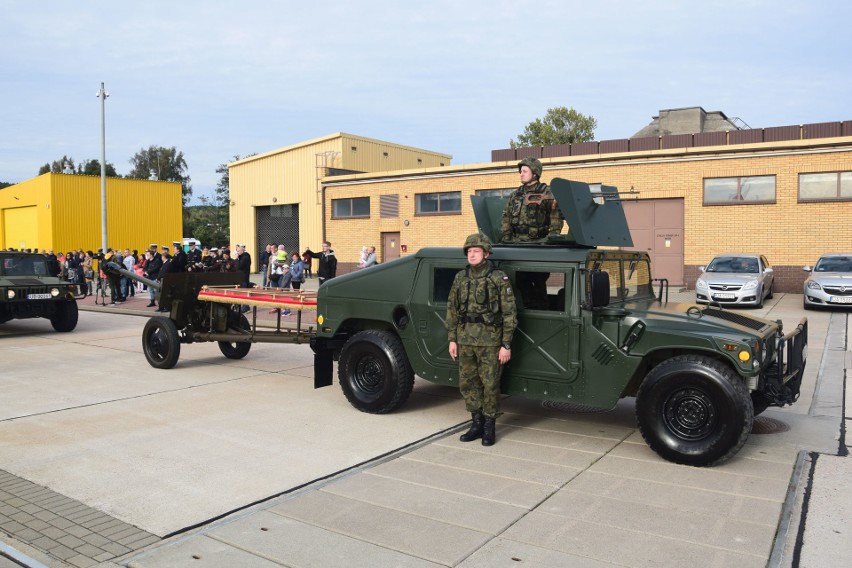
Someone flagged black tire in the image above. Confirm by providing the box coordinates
[635,354,753,466]
[50,299,78,332]
[218,314,252,359]
[142,316,181,369]
[755,287,764,309]
[338,330,414,414]
[803,299,814,310]
[767,283,774,300]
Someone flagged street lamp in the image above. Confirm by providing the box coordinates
[96,82,109,252]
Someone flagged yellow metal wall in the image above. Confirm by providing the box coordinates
[0,175,53,250]
[0,173,182,253]
[228,133,451,270]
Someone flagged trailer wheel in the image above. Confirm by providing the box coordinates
[636,354,753,466]
[218,314,252,359]
[339,330,414,414]
[50,299,78,332]
[142,316,181,369]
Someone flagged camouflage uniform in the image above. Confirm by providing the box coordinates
[446,259,517,418]
[500,158,564,243]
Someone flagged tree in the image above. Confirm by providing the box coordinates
[183,196,229,248]
[37,156,118,177]
[127,145,193,205]
[510,106,598,148]
[0,182,12,189]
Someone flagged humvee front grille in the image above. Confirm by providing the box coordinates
[700,308,768,331]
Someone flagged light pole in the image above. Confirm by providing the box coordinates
[96,82,109,252]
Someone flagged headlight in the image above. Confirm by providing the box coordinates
[807,281,821,290]
[696,279,708,290]
[743,280,758,290]
[6,289,15,299]
[50,288,61,297]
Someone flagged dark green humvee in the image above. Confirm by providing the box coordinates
[311,179,807,466]
[0,252,78,332]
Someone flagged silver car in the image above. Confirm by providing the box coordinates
[803,253,852,309]
[695,254,774,307]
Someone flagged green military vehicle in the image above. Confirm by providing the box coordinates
[313,179,807,466]
[0,251,78,332]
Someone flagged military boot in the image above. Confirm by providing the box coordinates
[481,416,496,446]
[459,412,484,442]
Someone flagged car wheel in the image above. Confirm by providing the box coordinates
[50,299,78,332]
[142,316,181,369]
[767,283,774,300]
[635,354,753,466]
[218,314,252,359]
[803,298,814,311]
[338,330,414,414]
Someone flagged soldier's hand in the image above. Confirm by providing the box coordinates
[448,341,458,361]
[498,347,511,365]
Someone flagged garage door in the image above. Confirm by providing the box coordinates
[3,206,39,250]
[622,199,684,286]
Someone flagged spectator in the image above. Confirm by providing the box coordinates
[317,241,337,285]
[268,246,288,288]
[144,250,162,308]
[259,244,273,287]
[122,248,136,298]
[363,246,377,268]
[289,252,305,290]
[235,244,252,288]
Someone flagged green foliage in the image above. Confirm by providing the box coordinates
[37,156,118,177]
[127,145,193,206]
[215,154,255,207]
[510,106,598,148]
[0,181,12,189]
[182,196,229,248]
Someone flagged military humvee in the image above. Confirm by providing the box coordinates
[0,251,78,332]
[310,179,807,466]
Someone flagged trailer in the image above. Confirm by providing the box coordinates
[103,263,317,370]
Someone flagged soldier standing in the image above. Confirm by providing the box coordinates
[446,233,517,446]
[500,157,564,243]
[185,240,202,271]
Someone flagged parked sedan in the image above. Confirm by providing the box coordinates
[803,253,852,309]
[695,254,774,308]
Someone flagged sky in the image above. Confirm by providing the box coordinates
[2,0,851,203]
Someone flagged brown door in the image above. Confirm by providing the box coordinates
[382,232,400,263]
[622,199,684,286]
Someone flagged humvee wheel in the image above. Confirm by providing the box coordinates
[218,314,252,359]
[142,316,181,369]
[50,299,78,332]
[339,330,414,414]
[636,355,753,466]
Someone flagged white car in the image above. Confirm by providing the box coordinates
[803,253,852,309]
[695,254,774,308]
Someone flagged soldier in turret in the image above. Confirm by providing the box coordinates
[446,233,517,446]
[500,157,564,243]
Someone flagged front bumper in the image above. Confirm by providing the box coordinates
[803,287,852,307]
[757,318,808,407]
[696,289,762,306]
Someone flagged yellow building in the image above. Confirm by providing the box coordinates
[323,126,852,293]
[228,133,451,269]
[0,173,182,253]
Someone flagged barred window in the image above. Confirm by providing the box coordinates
[704,176,775,204]
[416,191,461,214]
[332,197,370,218]
[799,172,852,201]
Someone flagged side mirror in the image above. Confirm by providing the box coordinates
[764,267,774,274]
[803,266,812,272]
[590,271,610,308]
[698,266,706,272]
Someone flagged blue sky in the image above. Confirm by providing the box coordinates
[2,0,850,202]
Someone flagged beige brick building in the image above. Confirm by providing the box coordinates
[323,127,852,292]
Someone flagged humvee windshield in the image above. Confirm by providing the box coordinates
[586,254,654,303]
[1,254,50,277]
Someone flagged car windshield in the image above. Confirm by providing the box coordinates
[706,256,759,274]
[815,257,852,272]
[0,254,50,276]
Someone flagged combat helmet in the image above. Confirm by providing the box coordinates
[463,232,493,255]
[518,157,543,179]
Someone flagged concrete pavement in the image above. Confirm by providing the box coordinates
[0,289,849,567]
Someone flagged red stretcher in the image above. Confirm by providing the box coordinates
[198,285,318,310]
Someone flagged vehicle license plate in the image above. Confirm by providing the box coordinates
[713,293,736,300]
[829,296,852,304]
[27,293,51,300]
